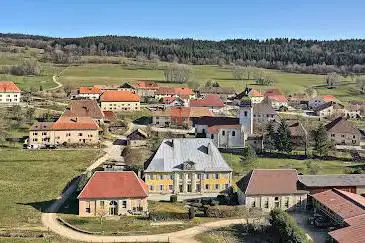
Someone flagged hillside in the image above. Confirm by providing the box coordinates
[2,33,365,74]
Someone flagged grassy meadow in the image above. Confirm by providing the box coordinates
[0,149,101,228]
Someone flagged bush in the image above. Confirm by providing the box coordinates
[217,195,228,205]
[148,211,188,221]
[188,207,195,219]
[170,195,178,203]
[269,209,310,243]
[205,205,248,218]
[241,146,257,163]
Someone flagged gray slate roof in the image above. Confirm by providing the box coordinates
[145,138,232,172]
[298,174,365,187]
[253,101,277,114]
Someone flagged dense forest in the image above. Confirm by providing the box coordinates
[2,33,365,74]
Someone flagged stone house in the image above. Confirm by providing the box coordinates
[144,138,233,195]
[99,90,140,111]
[252,100,279,124]
[236,169,308,212]
[78,171,149,217]
[29,116,100,146]
[162,97,186,107]
[325,117,361,146]
[0,81,21,104]
[308,95,336,109]
[232,87,264,105]
[152,106,214,128]
[313,101,335,118]
[127,129,148,147]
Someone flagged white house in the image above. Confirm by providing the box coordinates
[0,81,21,104]
[73,87,103,100]
[236,169,308,212]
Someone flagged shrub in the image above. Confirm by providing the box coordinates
[241,145,257,163]
[170,195,178,203]
[269,209,310,243]
[205,205,248,218]
[188,207,195,219]
[148,211,188,221]
[217,195,228,205]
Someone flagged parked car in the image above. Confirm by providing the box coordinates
[27,144,41,150]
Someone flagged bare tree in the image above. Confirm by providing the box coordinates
[325,72,340,88]
[163,63,191,83]
[96,208,109,225]
[232,66,245,80]
[356,78,365,93]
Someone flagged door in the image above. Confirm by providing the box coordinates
[109,201,118,215]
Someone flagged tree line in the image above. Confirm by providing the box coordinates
[2,33,365,74]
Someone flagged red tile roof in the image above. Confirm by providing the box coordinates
[322,95,336,102]
[156,87,193,96]
[154,107,214,118]
[312,189,365,220]
[78,171,148,199]
[190,94,225,108]
[51,116,100,130]
[79,86,102,94]
[264,88,283,97]
[0,81,21,93]
[250,88,263,97]
[103,111,116,121]
[135,81,159,90]
[100,90,140,102]
[266,95,288,102]
[329,223,365,243]
[237,169,304,196]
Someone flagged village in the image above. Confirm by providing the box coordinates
[1,76,365,243]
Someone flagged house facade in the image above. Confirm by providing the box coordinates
[73,87,103,100]
[144,138,233,195]
[155,87,195,101]
[127,129,148,147]
[325,117,361,146]
[100,90,140,111]
[252,101,278,123]
[78,171,149,217]
[313,102,335,118]
[308,95,336,109]
[236,169,308,212]
[29,116,100,146]
[0,81,21,104]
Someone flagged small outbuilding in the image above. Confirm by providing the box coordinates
[127,129,149,147]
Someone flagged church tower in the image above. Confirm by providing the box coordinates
[238,98,253,135]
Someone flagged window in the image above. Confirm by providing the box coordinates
[353,135,356,139]
[244,111,248,117]
[215,184,219,190]
[215,173,219,179]
[169,185,173,191]
[197,174,201,179]
[211,134,214,139]
[149,185,154,191]
[159,185,163,191]
[274,197,279,201]
[205,184,210,190]
[78,133,83,136]
[86,202,91,213]
[341,134,345,138]
[264,200,269,208]
[232,131,236,136]
[331,134,335,137]
[187,174,191,179]
[122,201,127,208]
[159,175,164,180]
[252,201,256,207]
[42,132,47,136]
[33,132,38,135]
[285,198,289,208]
[222,130,226,136]
[66,133,71,137]
[100,201,105,209]
[225,184,229,189]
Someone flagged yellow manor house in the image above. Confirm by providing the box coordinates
[144,138,233,194]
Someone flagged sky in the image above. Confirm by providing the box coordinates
[1,0,365,40]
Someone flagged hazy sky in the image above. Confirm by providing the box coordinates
[1,0,364,40]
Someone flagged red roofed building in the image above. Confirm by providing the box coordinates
[120,81,159,97]
[72,86,103,100]
[309,95,337,109]
[311,189,365,243]
[152,106,214,128]
[0,81,21,104]
[29,116,100,146]
[236,169,308,212]
[190,94,225,110]
[100,90,140,111]
[155,86,195,101]
[78,171,149,217]
[264,95,288,110]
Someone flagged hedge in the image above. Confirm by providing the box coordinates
[204,205,248,218]
[269,209,311,243]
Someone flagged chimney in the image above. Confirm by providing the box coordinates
[71,117,78,122]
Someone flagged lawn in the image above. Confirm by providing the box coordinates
[59,201,200,235]
[223,153,356,177]
[0,149,101,228]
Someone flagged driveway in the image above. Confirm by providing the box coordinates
[291,212,328,243]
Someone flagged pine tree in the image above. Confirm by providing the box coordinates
[274,121,293,153]
[311,124,331,157]
[264,121,276,152]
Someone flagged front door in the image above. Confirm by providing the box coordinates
[109,201,118,215]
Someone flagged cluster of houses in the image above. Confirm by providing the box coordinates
[1,80,365,242]
[237,169,365,243]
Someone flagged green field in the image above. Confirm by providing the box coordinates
[223,153,356,177]
[0,149,101,228]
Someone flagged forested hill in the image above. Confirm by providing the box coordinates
[2,33,365,73]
